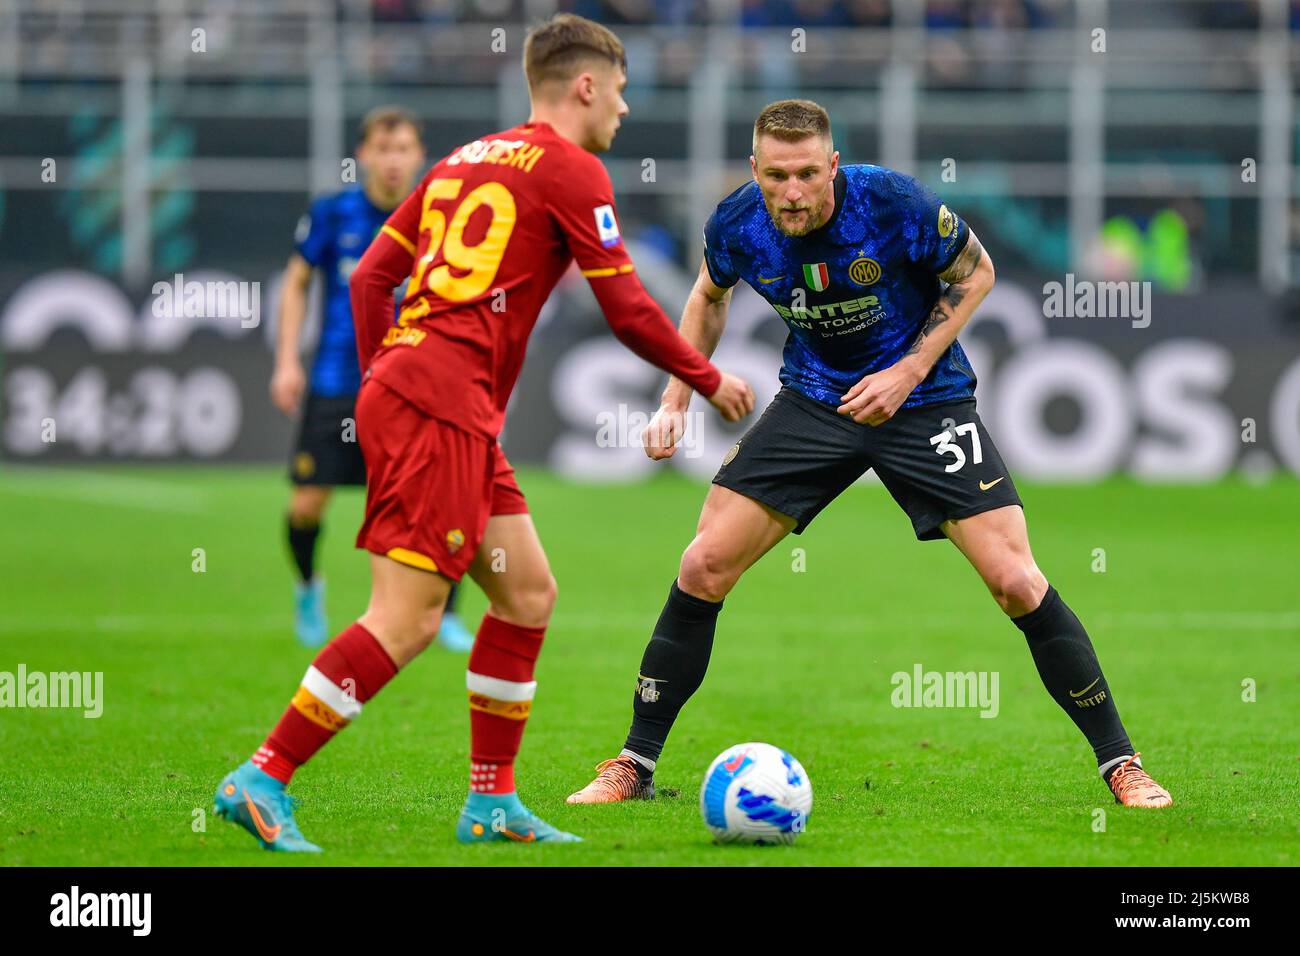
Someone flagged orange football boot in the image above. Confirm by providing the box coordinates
[566,755,654,804]
[1107,753,1173,808]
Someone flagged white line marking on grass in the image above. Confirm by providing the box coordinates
[550,610,1300,633]
[0,469,210,513]
[0,614,286,634]
[1094,611,1300,631]
[3,609,1293,638]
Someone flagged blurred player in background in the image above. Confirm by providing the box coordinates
[214,14,754,851]
[570,99,1173,813]
[271,106,474,652]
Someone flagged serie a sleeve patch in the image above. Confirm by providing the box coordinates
[593,204,621,248]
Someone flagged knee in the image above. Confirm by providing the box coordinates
[289,490,327,525]
[399,603,447,653]
[987,562,1048,618]
[490,573,558,629]
[678,537,739,603]
[364,605,440,666]
[413,605,446,650]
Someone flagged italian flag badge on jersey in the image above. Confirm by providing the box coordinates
[802,262,829,291]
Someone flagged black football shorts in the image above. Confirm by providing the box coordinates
[289,392,367,487]
[713,386,1022,539]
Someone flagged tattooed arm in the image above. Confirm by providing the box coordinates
[837,230,994,426]
[900,230,993,377]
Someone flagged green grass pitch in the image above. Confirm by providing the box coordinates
[1,465,1296,866]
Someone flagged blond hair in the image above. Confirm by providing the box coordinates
[523,13,627,91]
[752,99,833,154]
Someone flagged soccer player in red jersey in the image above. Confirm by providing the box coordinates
[213,13,754,850]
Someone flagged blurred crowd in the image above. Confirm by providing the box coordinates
[353,0,1300,90]
[368,1,1066,27]
[367,0,1300,30]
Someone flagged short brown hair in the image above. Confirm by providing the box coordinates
[753,99,832,153]
[523,13,626,91]
[358,105,422,144]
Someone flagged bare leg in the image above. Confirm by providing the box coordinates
[677,484,797,601]
[940,504,1047,618]
[467,513,557,629]
[358,553,452,668]
[288,484,331,528]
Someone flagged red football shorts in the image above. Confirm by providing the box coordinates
[354,379,528,581]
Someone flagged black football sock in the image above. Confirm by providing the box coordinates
[622,580,723,772]
[286,516,320,583]
[1012,585,1135,775]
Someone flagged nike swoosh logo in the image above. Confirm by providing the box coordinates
[979,477,1005,491]
[501,827,536,843]
[1069,678,1101,698]
[757,274,786,284]
[243,790,281,843]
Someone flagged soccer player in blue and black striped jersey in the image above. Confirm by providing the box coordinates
[272,106,473,651]
[570,99,1173,811]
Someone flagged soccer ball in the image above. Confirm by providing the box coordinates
[699,742,812,845]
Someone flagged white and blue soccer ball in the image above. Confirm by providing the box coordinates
[700,742,812,845]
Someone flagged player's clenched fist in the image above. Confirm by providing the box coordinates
[706,372,755,424]
[642,403,687,460]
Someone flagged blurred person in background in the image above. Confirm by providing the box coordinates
[272,106,476,653]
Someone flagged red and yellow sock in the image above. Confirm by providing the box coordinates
[466,615,545,794]
[252,622,397,784]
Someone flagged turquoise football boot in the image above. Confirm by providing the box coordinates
[436,611,475,653]
[294,577,328,647]
[213,760,322,853]
[456,792,582,844]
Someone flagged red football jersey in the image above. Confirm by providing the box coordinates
[353,120,719,439]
